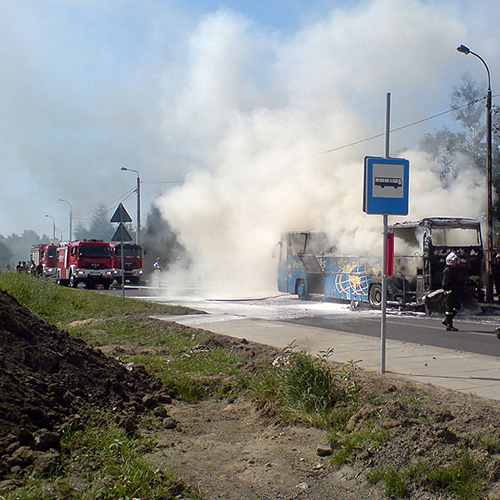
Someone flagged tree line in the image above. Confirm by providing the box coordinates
[0,204,185,274]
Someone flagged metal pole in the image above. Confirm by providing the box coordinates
[120,213,125,300]
[45,215,56,240]
[457,45,494,302]
[121,167,141,246]
[59,199,73,241]
[381,92,391,375]
[137,174,141,246]
[486,86,493,301]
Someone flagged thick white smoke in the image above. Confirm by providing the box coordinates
[156,0,489,297]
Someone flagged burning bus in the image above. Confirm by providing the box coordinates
[276,217,484,310]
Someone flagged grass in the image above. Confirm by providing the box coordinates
[367,450,485,500]
[0,271,196,328]
[0,272,494,499]
[0,413,202,500]
[252,342,359,426]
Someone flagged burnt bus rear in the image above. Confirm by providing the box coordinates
[387,217,484,308]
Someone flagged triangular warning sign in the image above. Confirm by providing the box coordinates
[110,203,132,223]
[111,223,133,242]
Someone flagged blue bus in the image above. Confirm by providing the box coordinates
[276,231,380,305]
[276,218,484,309]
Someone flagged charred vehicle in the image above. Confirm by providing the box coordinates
[276,217,484,310]
[385,217,484,309]
[277,231,379,304]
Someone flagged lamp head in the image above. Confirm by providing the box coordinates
[121,166,128,171]
[457,44,470,55]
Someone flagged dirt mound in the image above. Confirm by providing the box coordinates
[0,289,169,478]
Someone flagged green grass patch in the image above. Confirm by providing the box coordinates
[0,271,197,328]
[367,450,486,500]
[0,413,201,500]
[69,315,250,402]
[252,342,359,426]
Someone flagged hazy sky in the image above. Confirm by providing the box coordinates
[1,0,499,291]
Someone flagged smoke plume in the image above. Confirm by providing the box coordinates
[156,0,489,296]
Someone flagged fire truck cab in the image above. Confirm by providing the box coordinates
[111,243,143,285]
[57,240,114,289]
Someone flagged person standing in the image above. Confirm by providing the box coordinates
[441,252,461,331]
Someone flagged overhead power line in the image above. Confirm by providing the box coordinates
[318,97,488,156]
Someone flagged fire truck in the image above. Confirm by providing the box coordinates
[30,243,58,279]
[56,240,114,289]
[111,243,143,285]
[277,217,484,310]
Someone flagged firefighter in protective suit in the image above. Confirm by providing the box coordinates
[441,252,461,331]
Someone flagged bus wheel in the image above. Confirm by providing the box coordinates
[297,279,309,301]
[70,275,78,288]
[369,284,382,309]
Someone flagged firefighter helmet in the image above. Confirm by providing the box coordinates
[445,252,458,265]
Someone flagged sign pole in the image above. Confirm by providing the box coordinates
[121,211,125,300]
[381,92,391,374]
[110,203,134,300]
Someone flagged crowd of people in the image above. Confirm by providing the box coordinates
[14,260,43,277]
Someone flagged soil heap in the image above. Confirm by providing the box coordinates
[0,289,169,478]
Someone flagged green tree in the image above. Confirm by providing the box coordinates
[142,205,186,274]
[4,230,44,264]
[0,239,13,268]
[420,72,500,213]
[74,204,119,242]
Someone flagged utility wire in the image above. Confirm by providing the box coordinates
[66,96,499,222]
[318,97,488,156]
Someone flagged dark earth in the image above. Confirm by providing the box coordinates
[0,289,170,480]
[4,287,500,498]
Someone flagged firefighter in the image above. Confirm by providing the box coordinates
[153,257,162,272]
[441,252,461,331]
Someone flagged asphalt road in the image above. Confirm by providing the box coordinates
[105,285,500,359]
[285,312,500,358]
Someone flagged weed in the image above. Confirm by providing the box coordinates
[252,342,358,423]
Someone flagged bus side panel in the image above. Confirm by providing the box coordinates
[324,261,372,302]
[278,256,308,294]
[277,260,288,292]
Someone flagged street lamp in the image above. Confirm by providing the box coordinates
[457,44,494,302]
[121,166,141,246]
[45,214,56,240]
[59,199,73,242]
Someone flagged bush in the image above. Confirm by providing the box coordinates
[253,342,358,422]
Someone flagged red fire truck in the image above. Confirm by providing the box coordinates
[30,244,58,279]
[56,240,114,289]
[111,243,143,285]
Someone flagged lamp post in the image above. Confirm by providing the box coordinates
[59,199,73,242]
[457,44,494,302]
[121,166,141,246]
[45,214,56,240]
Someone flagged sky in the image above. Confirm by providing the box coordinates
[1,0,499,293]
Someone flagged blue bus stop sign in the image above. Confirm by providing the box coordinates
[363,156,409,215]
